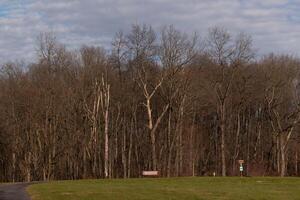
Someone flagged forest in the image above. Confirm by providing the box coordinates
[0,24,299,182]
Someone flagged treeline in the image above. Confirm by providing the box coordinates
[0,24,300,182]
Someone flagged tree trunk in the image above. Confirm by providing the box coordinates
[220,102,226,176]
[122,129,127,178]
[232,112,240,175]
[295,148,298,176]
[280,134,286,177]
[25,152,31,182]
[150,130,157,171]
[103,80,110,179]
[127,117,134,178]
[104,119,109,178]
[12,153,16,183]
[167,110,172,177]
[83,149,87,178]
[276,135,280,174]
[189,113,195,176]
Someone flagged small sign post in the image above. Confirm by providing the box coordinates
[238,160,244,177]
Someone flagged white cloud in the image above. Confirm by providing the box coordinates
[0,0,300,63]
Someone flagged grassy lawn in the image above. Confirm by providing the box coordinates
[28,177,300,200]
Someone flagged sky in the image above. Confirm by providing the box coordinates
[0,0,300,63]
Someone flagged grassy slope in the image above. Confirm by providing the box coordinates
[28,177,300,200]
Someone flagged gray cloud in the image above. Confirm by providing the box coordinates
[0,0,300,63]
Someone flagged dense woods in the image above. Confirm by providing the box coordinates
[0,24,300,182]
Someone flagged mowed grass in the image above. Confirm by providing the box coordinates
[28,177,300,200]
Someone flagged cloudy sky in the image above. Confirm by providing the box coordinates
[0,0,300,63]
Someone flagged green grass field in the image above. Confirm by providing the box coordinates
[28,177,300,200]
